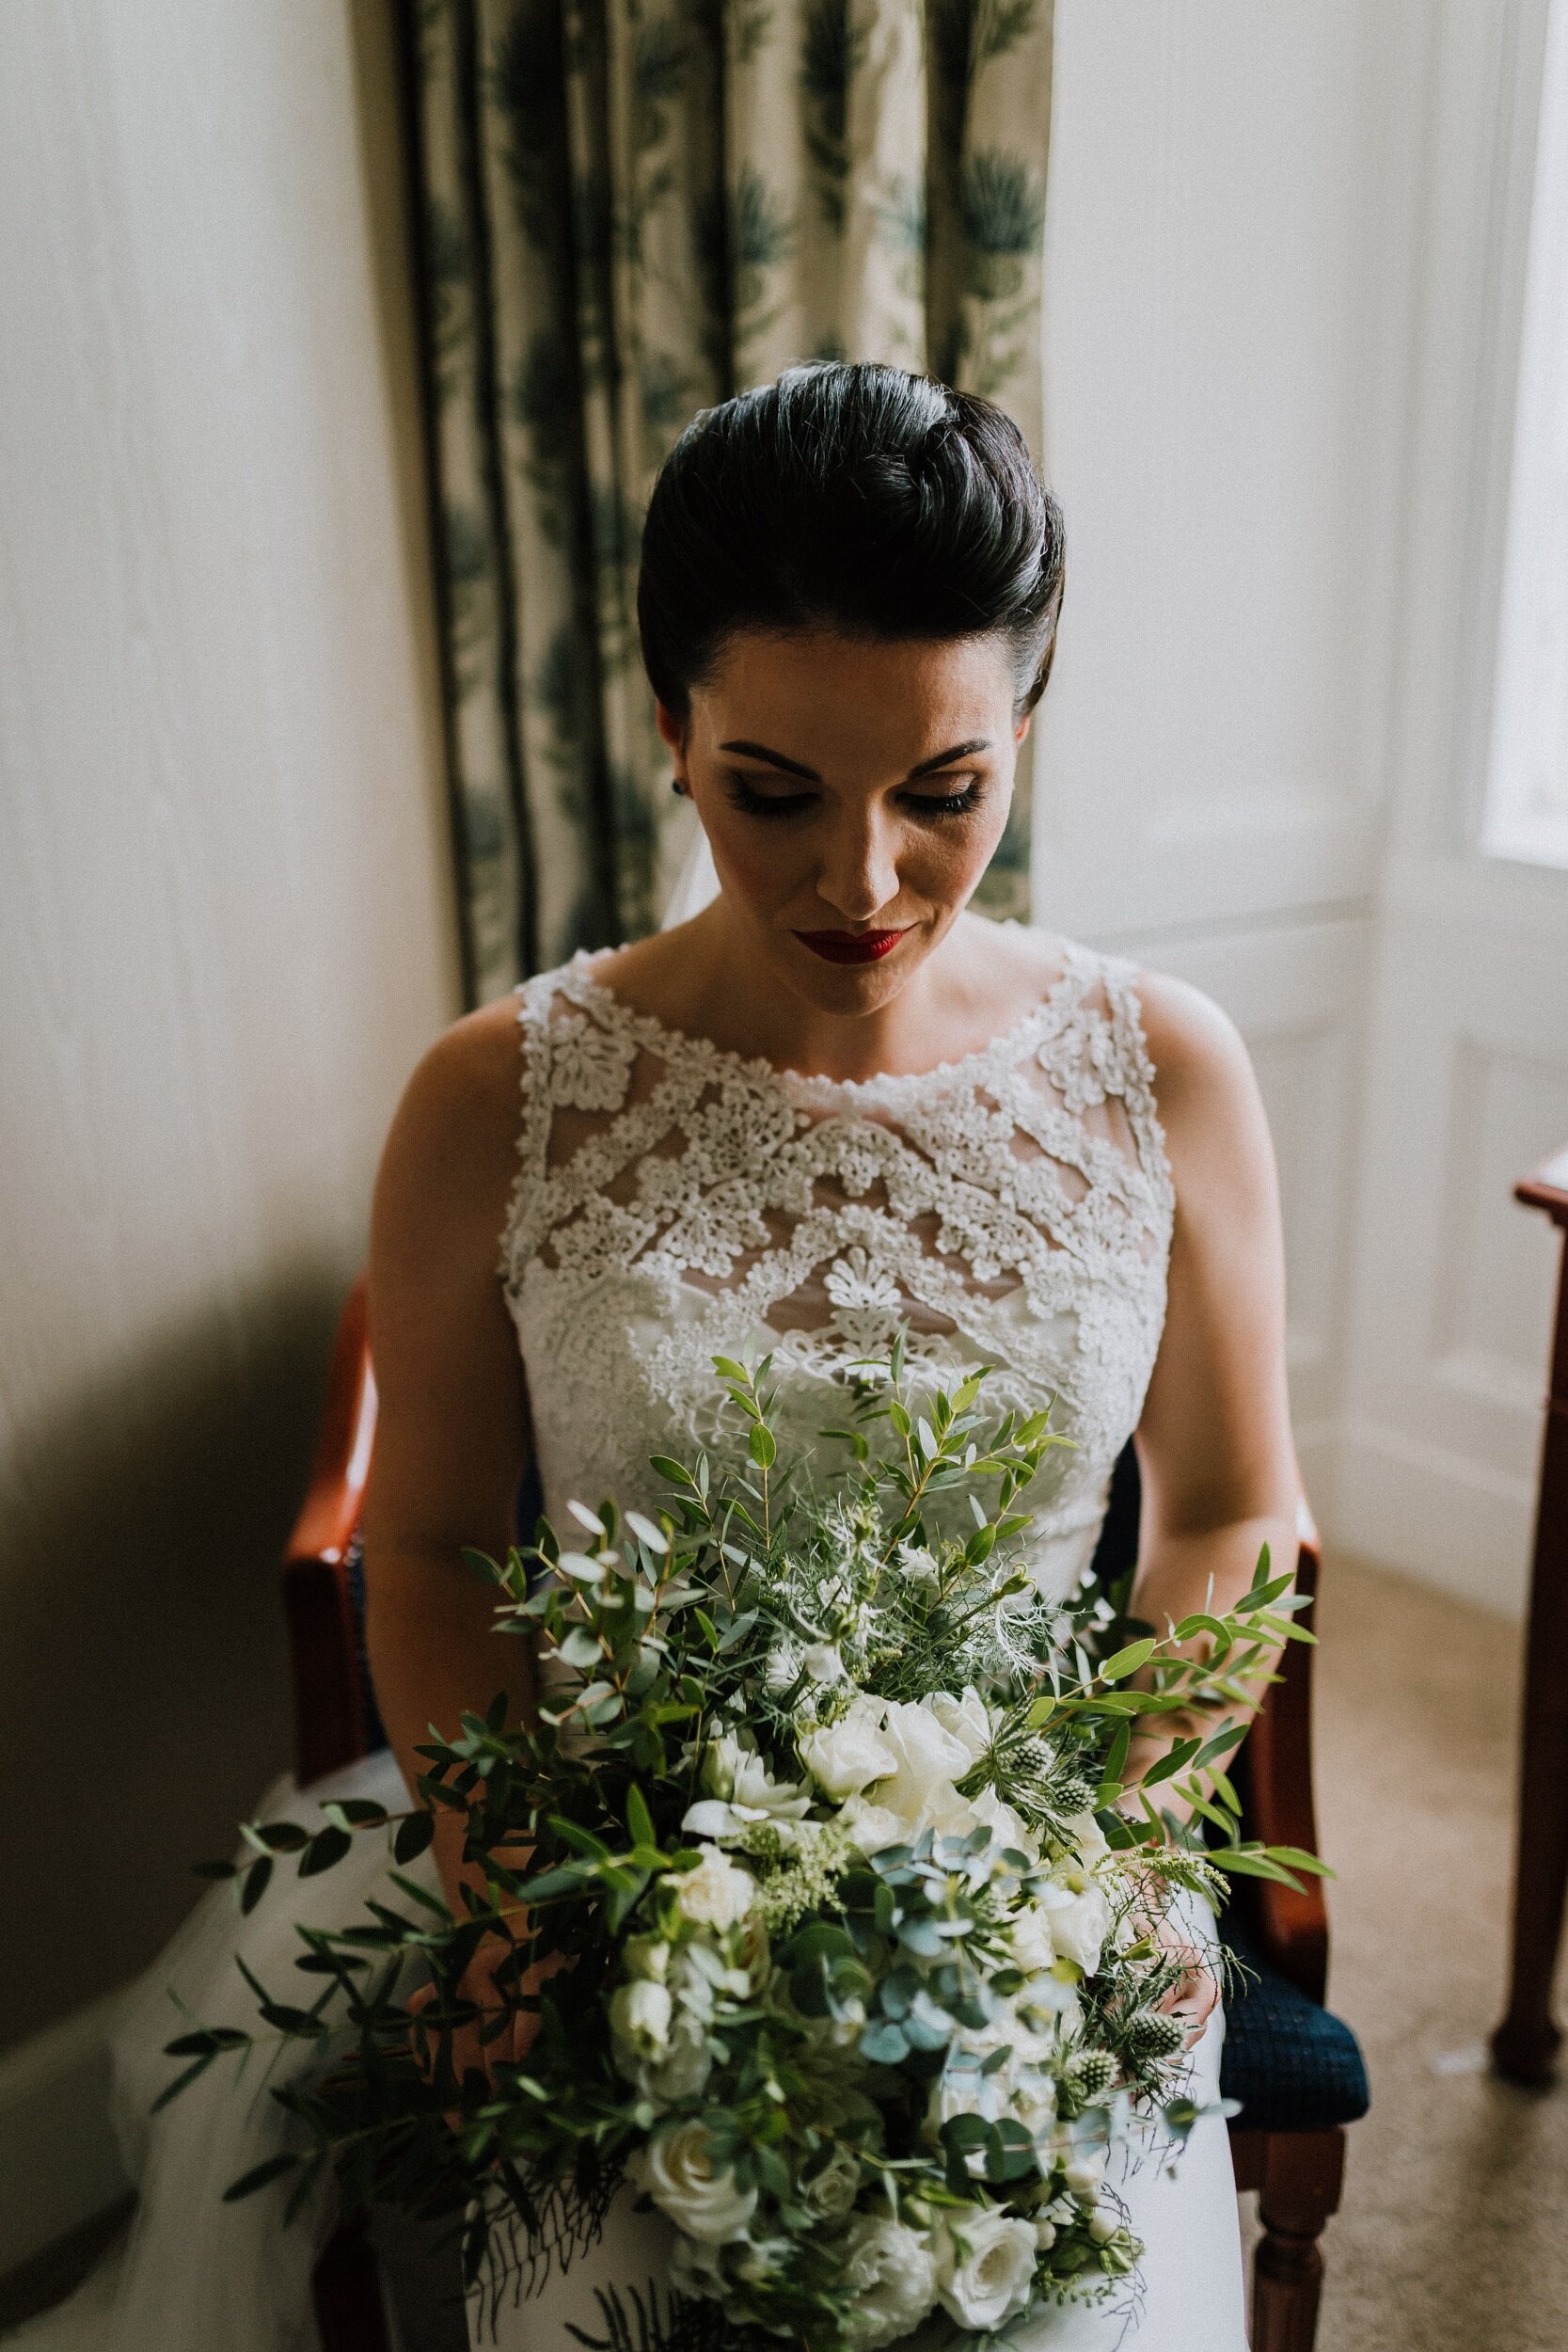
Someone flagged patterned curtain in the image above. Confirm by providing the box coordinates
[401,0,1055,1004]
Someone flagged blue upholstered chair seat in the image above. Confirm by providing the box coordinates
[1218,1911,1370,2134]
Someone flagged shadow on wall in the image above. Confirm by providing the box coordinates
[0,1263,354,2052]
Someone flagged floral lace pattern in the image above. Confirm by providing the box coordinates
[498,929,1176,1604]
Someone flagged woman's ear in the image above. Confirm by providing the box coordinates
[654,699,687,760]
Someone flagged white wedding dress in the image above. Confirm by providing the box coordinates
[6,869,1247,2352]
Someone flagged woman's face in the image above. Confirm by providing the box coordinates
[656,627,1030,1010]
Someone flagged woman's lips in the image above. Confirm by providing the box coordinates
[792,927,911,964]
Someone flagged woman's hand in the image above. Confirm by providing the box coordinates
[1150,1915,1221,2050]
[407,1935,567,2126]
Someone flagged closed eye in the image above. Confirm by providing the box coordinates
[723,777,986,821]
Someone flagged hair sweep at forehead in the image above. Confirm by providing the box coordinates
[636,360,1067,729]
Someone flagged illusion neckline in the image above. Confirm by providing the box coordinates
[554,930,1101,1105]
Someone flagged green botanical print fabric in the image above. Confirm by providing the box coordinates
[402,0,1054,1002]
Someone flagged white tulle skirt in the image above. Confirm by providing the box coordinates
[3,1767,1245,2352]
[2,1745,443,2352]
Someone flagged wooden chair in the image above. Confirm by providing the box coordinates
[284,1279,1367,2350]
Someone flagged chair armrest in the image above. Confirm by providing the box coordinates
[1235,1502,1329,2004]
[281,1277,380,1786]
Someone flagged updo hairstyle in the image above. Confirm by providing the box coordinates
[636,361,1066,730]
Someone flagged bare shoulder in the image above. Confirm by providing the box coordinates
[1129,966,1252,1100]
[1122,965,1275,1193]
[372,995,525,1251]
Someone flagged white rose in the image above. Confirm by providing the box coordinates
[673,1846,757,1931]
[801,2145,861,2221]
[631,2122,757,2245]
[869,1699,976,1838]
[935,2208,1039,2330]
[801,1641,847,1685]
[623,1934,670,1981]
[799,1694,898,1799]
[841,2217,941,2349]
[1036,1879,1112,1976]
[683,1735,813,1844]
[609,1978,672,2060]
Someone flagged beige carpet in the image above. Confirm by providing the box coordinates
[1268,1553,1568,2352]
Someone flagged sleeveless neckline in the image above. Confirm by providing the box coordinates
[499,931,1177,1607]
[556,929,1101,1108]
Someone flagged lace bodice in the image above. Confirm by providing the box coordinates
[498,925,1176,1603]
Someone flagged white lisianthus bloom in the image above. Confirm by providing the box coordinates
[667,2235,724,2301]
[935,2208,1039,2330]
[1063,2146,1109,2198]
[643,2007,712,2102]
[927,1685,993,1768]
[799,1694,898,1800]
[970,1786,1037,1862]
[622,1933,670,1981]
[1036,1877,1113,1976]
[608,1978,671,2061]
[867,1698,976,1839]
[836,1794,911,1857]
[631,2122,757,2244]
[800,1640,847,1685]
[683,1735,814,1844]
[1012,2066,1058,2137]
[841,2217,941,2349]
[1009,1901,1058,1977]
[673,1846,757,1931]
[1065,1808,1112,1871]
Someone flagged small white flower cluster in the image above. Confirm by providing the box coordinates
[592,1672,1148,2348]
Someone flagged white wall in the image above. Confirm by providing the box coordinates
[0,0,459,2231]
[1036,0,1568,1616]
[1036,0,1423,1519]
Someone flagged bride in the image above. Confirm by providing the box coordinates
[8,363,1298,2351]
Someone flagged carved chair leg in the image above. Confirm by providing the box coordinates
[312,2212,393,2352]
[1249,2128,1345,2352]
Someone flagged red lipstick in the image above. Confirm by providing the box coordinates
[793,927,911,964]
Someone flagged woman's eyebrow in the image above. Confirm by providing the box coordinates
[717,738,991,781]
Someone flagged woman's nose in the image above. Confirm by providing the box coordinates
[814,810,901,921]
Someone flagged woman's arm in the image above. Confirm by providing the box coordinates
[1124,971,1303,1803]
[1105,973,1302,2039]
[360,1004,535,1926]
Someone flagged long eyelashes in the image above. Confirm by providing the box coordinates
[723,780,986,822]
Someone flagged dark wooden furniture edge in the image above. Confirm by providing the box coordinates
[1491,1143,1568,2086]
[281,1274,379,1788]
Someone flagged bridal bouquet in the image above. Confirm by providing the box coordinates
[169,1335,1319,2350]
